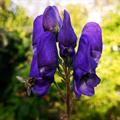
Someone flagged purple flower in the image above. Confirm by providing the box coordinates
[43,6,62,32]
[29,15,58,96]
[73,22,102,98]
[32,15,44,48]
[58,10,77,58]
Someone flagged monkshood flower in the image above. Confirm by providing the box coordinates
[29,14,58,96]
[58,10,77,59]
[32,5,62,46]
[43,6,62,32]
[32,15,44,48]
[73,22,102,98]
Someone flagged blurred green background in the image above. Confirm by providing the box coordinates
[0,0,120,120]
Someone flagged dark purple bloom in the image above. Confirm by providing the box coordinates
[32,15,44,48]
[43,6,62,32]
[73,22,102,98]
[29,15,58,96]
[58,10,77,58]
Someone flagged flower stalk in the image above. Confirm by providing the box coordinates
[64,65,71,120]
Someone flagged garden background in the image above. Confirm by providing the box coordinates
[0,0,120,120]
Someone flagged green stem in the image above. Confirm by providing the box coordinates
[64,65,71,120]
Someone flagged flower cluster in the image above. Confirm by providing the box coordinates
[29,6,102,97]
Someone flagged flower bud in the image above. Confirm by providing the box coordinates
[43,6,62,33]
[58,10,77,65]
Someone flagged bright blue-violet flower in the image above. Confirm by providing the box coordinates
[73,22,102,98]
[43,6,62,32]
[29,6,102,98]
[29,7,59,96]
[58,10,77,58]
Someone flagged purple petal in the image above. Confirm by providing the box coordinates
[86,74,100,87]
[82,22,102,51]
[37,32,58,68]
[37,32,58,81]
[74,80,82,98]
[32,15,44,47]
[73,68,86,97]
[74,76,95,97]
[59,45,75,57]
[82,22,102,64]
[73,68,85,82]
[74,34,90,72]
[53,6,62,27]
[74,79,82,98]
[43,6,62,32]
[31,78,51,96]
[79,81,94,96]
[29,49,39,77]
[74,22,102,72]
[58,10,77,57]
[73,68,100,97]
[39,66,56,78]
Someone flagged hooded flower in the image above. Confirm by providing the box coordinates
[58,10,77,58]
[29,14,58,96]
[32,15,44,49]
[42,6,62,33]
[73,22,102,98]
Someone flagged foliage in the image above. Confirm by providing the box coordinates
[0,0,120,120]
